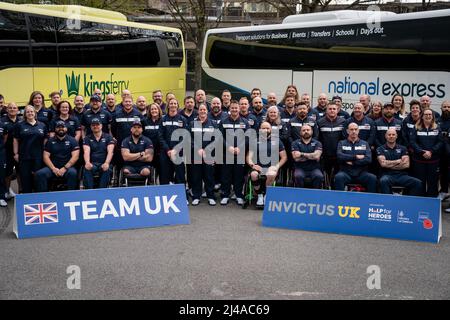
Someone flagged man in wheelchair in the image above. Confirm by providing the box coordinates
[82,118,115,189]
[120,119,154,182]
[246,122,287,206]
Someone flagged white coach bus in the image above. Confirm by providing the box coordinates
[201,9,450,112]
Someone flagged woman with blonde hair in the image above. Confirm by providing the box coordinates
[392,94,407,120]
[368,100,383,121]
[410,109,442,197]
[13,105,48,193]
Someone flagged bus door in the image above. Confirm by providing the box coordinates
[27,14,59,103]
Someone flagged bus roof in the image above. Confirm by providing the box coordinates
[206,9,450,35]
[0,1,183,35]
[23,4,128,21]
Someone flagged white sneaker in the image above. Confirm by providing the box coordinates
[191,199,200,206]
[236,198,244,206]
[439,192,449,201]
[208,199,216,206]
[445,208,450,213]
[202,192,207,198]
[220,198,229,205]
[0,199,7,207]
[256,194,264,206]
[6,189,16,199]
[231,194,236,200]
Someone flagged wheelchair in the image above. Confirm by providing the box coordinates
[79,166,114,189]
[242,167,281,209]
[287,167,327,189]
[117,166,156,187]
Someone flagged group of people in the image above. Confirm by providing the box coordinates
[0,86,449,210]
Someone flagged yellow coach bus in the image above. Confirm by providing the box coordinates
[0,2,186,106]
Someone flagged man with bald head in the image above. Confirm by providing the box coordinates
[335,122,377,192]
[313,93,328,119]
[251,96,266,130]
[359,94,371,114]
[195,89,211,111]
[136,96,147,116]
[377,128,422,195]
[420,95,441,120]
[266,92,278,108]
[105,93,117,117]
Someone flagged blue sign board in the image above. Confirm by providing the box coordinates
[14,184,189,239]
[262,187,442,243]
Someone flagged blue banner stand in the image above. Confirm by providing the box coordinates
[13,184,189,239]
[262,187,442,243]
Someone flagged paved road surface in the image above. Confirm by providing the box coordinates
[0,197,449,300]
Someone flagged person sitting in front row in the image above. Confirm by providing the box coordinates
[82,118,115,189]
[246,122,287,206]
[291,124,324,189]
[121,119,154,179]
[35,121,79,192]
[334,123,377,193]
[377,128,422,196]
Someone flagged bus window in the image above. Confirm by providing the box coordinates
[28,14,57,65]
[0,9,30,67]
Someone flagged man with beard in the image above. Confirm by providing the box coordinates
[195,89,211,111]
[288,103,319,145]
[179,96,198,196]
[48,91,61,116]
[439,100,450,200]
[121,120,154,179]
[335,123,377,193]
[35,121,80,191]
[136,96,148,116]
[179,96,198,125]
[280,95,297,124]
[291,125,324,189]
[266,92,278,109]
[251,96,266,130]
[152,90,166,113]
[375,103,403,148]
[81,95,112,137]
[208,97,228,191]
[209,97,228,126]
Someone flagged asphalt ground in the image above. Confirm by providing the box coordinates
[0,193,449,300]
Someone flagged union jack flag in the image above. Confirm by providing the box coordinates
[24,203,59,225]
